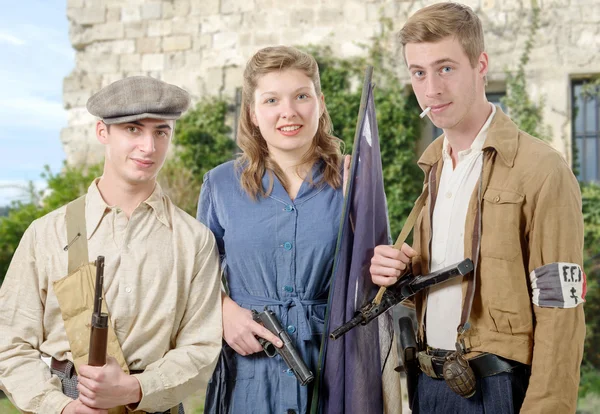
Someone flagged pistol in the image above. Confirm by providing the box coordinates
[88,256,108,366]
[330,259,474,340]
[252,309,314,386]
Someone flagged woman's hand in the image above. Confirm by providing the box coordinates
[342,155,351,195]
[222,294,283,356]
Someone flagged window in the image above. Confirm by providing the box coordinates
[573,80,600,183]
[431,92,506,140]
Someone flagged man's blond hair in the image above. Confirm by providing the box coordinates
[398,2,485,67]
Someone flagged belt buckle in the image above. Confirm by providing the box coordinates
[417,351,438,379]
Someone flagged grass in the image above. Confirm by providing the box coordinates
[0,391,205,414]
[183,390,205,414]
[0,397,20,414]
[578,393,600,413]
[2,386,599,413]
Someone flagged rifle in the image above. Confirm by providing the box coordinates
[88,256,108,366]
[252,309,314,386]
[329,259,474,340]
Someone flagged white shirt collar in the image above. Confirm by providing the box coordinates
[442,103,497,162]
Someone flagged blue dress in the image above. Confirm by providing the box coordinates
[197,160,343,414]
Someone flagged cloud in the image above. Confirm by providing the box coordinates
[0,31,26,46]
[0,1,72,191]
[20,23,73,59]
[0,97,67,130]
[0,180,46,206]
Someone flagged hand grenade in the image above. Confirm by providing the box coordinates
[442,351,476,398]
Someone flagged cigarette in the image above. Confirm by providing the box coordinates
[419,107,431,118]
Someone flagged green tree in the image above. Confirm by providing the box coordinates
[500,2,552,142]
[174,98,238,179]
[306,32,423,236]
[0,163,103,283]
[40,164,104,210]
[0,206,10,217]
[162,98,238,216]
[581,183,600,376]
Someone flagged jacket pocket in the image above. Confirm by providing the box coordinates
[488,305,533,335]
[480,188,524,261]
[309,304,326,336]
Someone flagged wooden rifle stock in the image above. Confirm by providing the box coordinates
[88,256,108,366]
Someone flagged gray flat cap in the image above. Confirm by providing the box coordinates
[86,76,191,125]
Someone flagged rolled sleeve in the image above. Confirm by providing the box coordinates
[38,389,73,414]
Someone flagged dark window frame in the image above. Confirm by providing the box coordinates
[572,79,600,183]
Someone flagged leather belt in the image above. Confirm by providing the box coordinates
[417,350,523,379]
[51,357,76,377]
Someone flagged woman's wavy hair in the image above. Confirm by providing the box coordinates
[235,46,343,200]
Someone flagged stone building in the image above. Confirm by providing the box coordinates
[62,0,600,183]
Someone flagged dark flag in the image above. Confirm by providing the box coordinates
[311,67,396,414]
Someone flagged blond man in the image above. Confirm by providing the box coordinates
[371,3,585,413]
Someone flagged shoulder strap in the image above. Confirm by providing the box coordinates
[392,187,428,250]
[373,184,429,304]
[457,159,485,342]
[65,195,89,273]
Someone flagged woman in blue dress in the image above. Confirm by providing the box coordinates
[197,46,346,413]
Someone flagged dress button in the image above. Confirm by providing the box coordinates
[286,368,295,377]
[287,325,296,334]
[283,242,293,250]
[284,205,294,212]
[494,196,500,202]
[446,192,452,199]
[283,285,294,293]
[125,287,132,293]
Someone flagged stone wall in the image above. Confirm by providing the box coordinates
[62,0,600,166]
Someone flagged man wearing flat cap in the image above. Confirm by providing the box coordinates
[0,76,223,414]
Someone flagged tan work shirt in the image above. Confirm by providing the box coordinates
[0,180,222,413]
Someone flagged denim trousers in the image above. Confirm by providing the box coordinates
[412,364,531,414]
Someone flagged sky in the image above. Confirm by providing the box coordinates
[0,0,73,206]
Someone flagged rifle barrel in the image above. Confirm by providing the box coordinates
[329,313,365,340]
[93,256,105,315]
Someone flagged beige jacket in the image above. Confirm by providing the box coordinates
[410,108,585,413]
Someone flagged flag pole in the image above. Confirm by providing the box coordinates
[310,65,374,414]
